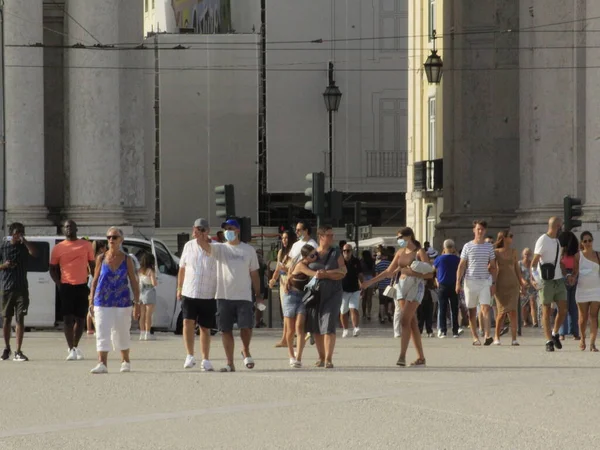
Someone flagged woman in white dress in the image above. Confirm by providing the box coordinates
[573,231,600,352]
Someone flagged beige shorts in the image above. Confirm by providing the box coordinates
[464,279,492,309]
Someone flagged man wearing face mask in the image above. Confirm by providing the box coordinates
[196,219,264,372]
[289,221,318,260]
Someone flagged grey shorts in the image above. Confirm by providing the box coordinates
[140,287,157,305]
[283,290,306,318]
[217,299,254,332]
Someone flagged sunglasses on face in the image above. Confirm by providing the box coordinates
[195,227,207,233]
[343,250,352,253]
[583,239,593,243]
[308,253,317,259]
[106,235,120,240]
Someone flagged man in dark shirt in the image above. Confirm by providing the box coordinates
[0,222,36,361]
[340,244,363,338]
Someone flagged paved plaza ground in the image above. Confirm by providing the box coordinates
[0,326,598,449]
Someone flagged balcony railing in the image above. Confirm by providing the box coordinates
[413,158,443,192]
[366,151,407,178]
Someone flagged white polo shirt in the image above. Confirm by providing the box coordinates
[180,240,217,299]
[289,238,318,260]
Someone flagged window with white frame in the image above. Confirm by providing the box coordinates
[428,97,436,160]
[429,0,436,41]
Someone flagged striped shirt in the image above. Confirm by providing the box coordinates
[375,260,392,289]
[0,241,29,291]
[460,241,495,281]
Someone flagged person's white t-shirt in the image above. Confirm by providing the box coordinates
[211,242,260,301]
[534,234,563,280]
[180,240,217,299]
[289,238,318,260]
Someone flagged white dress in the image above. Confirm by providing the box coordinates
[575,252,600,303]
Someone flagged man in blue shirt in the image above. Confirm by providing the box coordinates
[433,239,461,338]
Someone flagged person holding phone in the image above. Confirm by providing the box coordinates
[0,222,37,362]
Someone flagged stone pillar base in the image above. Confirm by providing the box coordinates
[62,206,128,228]
[6,206,52,228]
[435,212,517,249]
[510,207,562,251]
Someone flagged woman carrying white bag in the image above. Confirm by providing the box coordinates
[362,228,434,367]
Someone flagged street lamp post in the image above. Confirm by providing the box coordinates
[323,61,342,193]
[424,30,443,84]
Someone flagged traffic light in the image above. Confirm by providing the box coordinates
[354,201,367,226]
[563,196,583,232]
[304,172,325,224]
[328,190,343,226]
[345,223,354,240]
[215,184,235,219]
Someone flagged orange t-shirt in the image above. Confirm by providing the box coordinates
[50,239,95,285]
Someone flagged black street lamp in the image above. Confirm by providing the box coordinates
[323,62,342,192]
[424,30,443,84]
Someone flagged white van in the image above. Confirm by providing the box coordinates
[15,236,183,333]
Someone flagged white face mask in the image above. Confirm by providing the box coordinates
[397,238,407,248]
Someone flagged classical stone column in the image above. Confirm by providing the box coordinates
[511,0,586,248]
[64,0,126,226]
[119,0,151,228]
[435,0,520,248]
[4,0,51,229]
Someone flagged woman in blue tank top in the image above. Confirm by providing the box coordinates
[89,227,140,374]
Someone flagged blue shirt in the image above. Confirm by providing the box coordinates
[434,254,460,286]
[375,260,392,289]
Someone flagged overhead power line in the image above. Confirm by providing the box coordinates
[51,0,103,45]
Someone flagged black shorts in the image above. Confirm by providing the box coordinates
[216,300,254,332]
[60,283,90,318]
[379,292,394,306]
[181,297,217,329]
[1,289,30,321]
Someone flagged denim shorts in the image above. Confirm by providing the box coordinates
[283,290,306,318]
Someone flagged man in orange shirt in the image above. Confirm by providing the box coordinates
[50,220,95,361]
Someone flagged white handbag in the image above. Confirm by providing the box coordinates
[383,282,396,298]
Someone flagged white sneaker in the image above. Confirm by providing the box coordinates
[200,359,214,372]
[394,333,401,338]
[353,327,360,337]
[120,362,131,373]
[458,328,465,336]
[90,363,108,374]
[74,347,84,360]
[66,348,77,361]
[139,331,146,341]
[289,357,297,367]
[437,329,443,338]
[184,355,196,369]
[342,329,349,338]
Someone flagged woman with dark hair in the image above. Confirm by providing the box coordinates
[269,230,297,347]
[284,244,319,368]
[138,252,158,341]
[308,225,346,369]
[557,231,580,340]
[360,250,375,320]
[573,231,600,351]
[362,227,433,367]
[492,230,526,345]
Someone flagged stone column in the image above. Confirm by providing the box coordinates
[4,0,51,229]
[511,0,586,248]
[435,0,520,247]
[119,0,152,229]
[64,0,126,226]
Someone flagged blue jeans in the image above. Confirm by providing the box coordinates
[437,283,459,335]
[559,283,579,337]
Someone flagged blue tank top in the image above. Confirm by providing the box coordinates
[93,257,132,308]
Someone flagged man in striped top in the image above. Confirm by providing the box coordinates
[456,220,498,346]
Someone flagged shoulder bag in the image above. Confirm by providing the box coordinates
[540,240,559,281]
[302,248,334,308]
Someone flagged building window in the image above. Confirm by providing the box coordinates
[145,0,149,13]
[428,97,436,160]
[152,0,155,9]
[379,0,408,52]
[429,0,436,41]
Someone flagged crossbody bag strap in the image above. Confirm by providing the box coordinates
[323,248,335,266]
[553,241,559,267]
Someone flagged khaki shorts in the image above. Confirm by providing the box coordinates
[539,279,567,305]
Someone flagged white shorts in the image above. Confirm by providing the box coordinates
[341,291,360,314]
[95,306,132,352]
[464,279,492,309]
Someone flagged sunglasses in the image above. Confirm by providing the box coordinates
[308,253,317,259]
[106,235,120,240]
[343,250,352,253]
[195,227,207,233]
[583,239,593,243]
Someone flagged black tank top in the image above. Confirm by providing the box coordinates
[289,272,310,291]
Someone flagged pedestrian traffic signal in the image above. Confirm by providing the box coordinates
[328,190,343,226]
[563,196,583,231]
[215,185,235,219]
[304,172,325,224]
[354,201,367,226]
